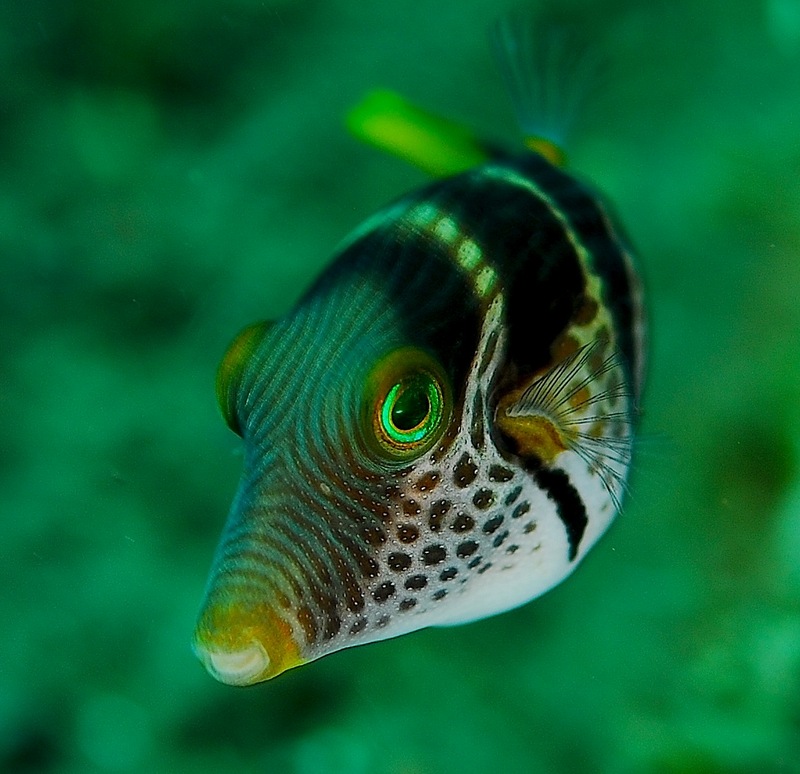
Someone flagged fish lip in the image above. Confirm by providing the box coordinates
[193,639,271,686]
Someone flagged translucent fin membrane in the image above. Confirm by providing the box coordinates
[347,89,490,177]
[216,321,272,435]
[491,13,603,166]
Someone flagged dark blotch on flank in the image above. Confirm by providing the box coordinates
[492,530,509,548]
[376,614,390,628]
[450,512,475,533]
[397,523,420,544]
[482,514,504,534]
[505,486,523,505]
[428,499,451,532]
[489,465,514,482]
[399,598,417,611]
[453,453,478,488]
[421,544,447,565]
[388,552,412,571]
[405,574,428,590]
[477,562,492,574]
[415,470,440,492]
[473,488,495,509]
[402,498,422,516]
[468,556,482,569]
[512,501,530,519]
[349,617,367,635]
[440,567,458,581]
[432,589,447,600]
[372,581,396,603]
[456,540,479,558]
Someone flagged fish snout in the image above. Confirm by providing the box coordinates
[193,637,271,686]
[193,596,303,686]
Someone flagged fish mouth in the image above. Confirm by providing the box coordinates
[192,638,271,686]
[193,594,305,685]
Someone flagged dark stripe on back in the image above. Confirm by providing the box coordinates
[299,147,636,401]
[506,153,638,386]
[452,172,586,376]
[393,167,587,377]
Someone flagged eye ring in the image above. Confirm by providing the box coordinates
[381,373,443,445]
[365,347,451,460]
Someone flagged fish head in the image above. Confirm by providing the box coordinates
[193,202,492,684]
[194,166,637,685]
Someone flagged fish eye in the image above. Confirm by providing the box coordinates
[382,373,442,443]
[366,348,451,459]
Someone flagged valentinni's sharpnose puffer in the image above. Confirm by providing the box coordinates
[193,20,646,686]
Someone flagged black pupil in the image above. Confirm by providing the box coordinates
[391,381,430,431]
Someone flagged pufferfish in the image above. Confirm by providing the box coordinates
[193,20,645,686]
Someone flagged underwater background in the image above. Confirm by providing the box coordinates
[3,0,800,771]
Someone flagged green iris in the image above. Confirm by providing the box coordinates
[366,347,451,459]
[381,374,443,445]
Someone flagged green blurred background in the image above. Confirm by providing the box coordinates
[3,0,800,771]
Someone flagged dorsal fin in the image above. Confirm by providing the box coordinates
[491,12,604,167]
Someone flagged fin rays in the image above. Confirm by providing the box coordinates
[491,12,604,158]
[507,338,633,512]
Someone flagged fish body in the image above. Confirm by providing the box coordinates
[194,33,645,686]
